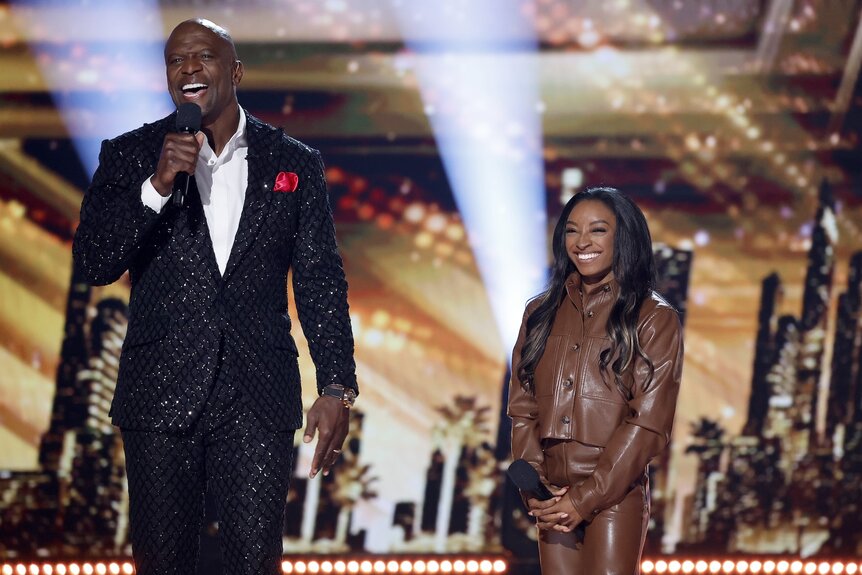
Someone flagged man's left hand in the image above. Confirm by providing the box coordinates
[304,395,350,478]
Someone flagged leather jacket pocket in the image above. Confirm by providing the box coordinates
[534,335,563,397]
[579,337,628,404]
[572,395,627,447]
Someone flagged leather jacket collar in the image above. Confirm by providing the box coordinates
[564,271,618,312]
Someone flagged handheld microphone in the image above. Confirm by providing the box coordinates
[507,459,554,501]
[172,102,202,207]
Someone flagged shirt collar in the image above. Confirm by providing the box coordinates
[565,271,617,308]
[198,107,248,164]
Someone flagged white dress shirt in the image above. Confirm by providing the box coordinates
[141,108,249,276]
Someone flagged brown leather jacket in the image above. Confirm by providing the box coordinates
[508,272,683,521]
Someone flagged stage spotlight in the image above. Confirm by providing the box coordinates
[395,0,548,354]
[11,0,174,179]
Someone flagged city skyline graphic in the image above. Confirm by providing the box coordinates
[679,181,862,556]
[3,166,862,562]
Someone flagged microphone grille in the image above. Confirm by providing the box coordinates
[176,103,202,132]
[507,459,542,491]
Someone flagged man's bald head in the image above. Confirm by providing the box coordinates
[166,18,237,59]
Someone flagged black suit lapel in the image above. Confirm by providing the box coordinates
[222,114,279,281]
[183,178,222,285]
[147,114,221,285]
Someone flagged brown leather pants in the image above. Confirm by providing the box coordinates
[538,440,649,575]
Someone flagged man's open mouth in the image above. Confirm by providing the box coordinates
[182,83,208,95]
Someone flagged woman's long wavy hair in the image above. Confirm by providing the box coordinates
[517,187,657,398]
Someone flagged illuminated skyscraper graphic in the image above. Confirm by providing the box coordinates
[682,181,862,555]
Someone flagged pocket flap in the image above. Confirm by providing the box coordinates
[573,395,628,447]
[123,315,171,349]
[271,315,298,355]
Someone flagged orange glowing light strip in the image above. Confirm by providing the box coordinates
[279,558,507,574]
[0,558,507,575]
[3,558,862,575]
[640,559,862,574]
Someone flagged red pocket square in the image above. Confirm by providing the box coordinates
[274,171,299,192]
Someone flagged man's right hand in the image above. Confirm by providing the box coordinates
[151,132,205,197]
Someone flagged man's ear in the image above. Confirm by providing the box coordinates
[232,60,244,86]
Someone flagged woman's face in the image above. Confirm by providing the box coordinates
[565,199,616,285]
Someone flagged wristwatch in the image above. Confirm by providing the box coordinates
[321,384,357,408]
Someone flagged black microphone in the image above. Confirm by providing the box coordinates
[507,458,554,501]
[172,102,201,207]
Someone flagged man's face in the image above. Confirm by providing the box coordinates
[164,22,242,124]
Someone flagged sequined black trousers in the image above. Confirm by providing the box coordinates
[122,397,295,575]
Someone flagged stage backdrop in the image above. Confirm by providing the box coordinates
[1,0,861,563]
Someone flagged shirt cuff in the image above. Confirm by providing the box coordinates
[141,176,171,213]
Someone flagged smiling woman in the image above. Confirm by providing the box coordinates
[565,199,616,286]
[508,187,684,574]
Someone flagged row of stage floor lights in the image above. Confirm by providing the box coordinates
[0,558,508,575]
[641,559,862,574]
[3,558,862,574]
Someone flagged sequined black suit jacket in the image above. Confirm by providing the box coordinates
[73,112,357,432]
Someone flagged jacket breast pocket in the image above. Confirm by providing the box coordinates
[579,337,628,404]
[533,335,563,397]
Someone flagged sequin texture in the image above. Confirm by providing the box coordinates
[72,110,357,572]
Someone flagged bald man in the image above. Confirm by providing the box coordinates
[73,19,358,575]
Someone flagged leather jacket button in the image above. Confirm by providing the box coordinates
[571,343,580,351]
[561,416,571,425]
[587,310,594,318]
[564,377,574,388]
